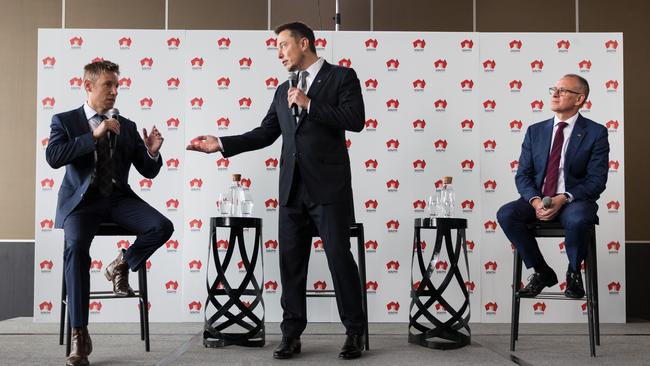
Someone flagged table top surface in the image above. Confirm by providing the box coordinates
[211,216,262,228]
[414,217,467,229]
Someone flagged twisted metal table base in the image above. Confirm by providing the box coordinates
[204,218,265,347]
[410,218,471,350]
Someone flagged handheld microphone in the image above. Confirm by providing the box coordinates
[107,108,120,150]
[288,73,299,118]
[542,196,552,209]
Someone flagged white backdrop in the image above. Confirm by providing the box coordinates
[35,29,624,324]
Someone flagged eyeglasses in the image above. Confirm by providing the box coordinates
[549,87,581,96]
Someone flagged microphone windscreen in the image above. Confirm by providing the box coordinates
[288,72,298,88]
[107,108,120,119]
[542,196,552,209]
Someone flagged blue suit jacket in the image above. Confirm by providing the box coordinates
[45,106,162,228]
[515,114,609,203]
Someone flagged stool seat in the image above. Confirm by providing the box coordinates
[95,222,136,236]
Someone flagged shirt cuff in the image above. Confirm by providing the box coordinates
[561,192,574,203]
[217,137,224,153]
[147,150,160,161]
[307,100,311,113]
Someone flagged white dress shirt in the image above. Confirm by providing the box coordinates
[536,112,580,203]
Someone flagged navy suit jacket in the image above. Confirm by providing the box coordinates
[220,61,365,206]
[515,114,609,203]
[46,106,162,228]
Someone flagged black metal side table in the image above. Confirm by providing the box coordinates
[203,217,264,347]
[409,217,471,349]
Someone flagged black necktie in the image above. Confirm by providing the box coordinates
[94,115,114,197]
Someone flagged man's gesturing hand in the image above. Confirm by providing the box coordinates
[143,125,164,156]
[186,135,221,154]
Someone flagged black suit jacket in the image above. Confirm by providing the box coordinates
[46,106,163,228]
[220,61,365,206]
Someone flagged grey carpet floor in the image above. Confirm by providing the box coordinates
[1,318,649,365]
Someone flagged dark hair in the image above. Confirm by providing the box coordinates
[274,22,316,54]
[83,60,120,83]
[563,73,590,102]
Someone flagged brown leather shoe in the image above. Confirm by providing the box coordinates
[66,327,90,366]
[105,251,135,296]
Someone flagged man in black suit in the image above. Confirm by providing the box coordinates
[187,22,366,359]
[46,60,174,366]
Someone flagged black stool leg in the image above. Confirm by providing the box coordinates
[356,225,370,351]
[138,270,145,341]
[140,268,150,352]
[585,255,596,357]
[510,250,522,351]
[60,262,67,346]
[591,228,600,346]
[66,310,72,356]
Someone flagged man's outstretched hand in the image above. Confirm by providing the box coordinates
[186,135,221,154]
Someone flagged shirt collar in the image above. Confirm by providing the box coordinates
[83,102,104,121]
[554,112,579,127]
[302,57,324,79]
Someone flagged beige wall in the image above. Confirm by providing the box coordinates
[1,0,647,240]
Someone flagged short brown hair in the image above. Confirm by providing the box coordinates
[83,60,120,83]
[274,22,316,54]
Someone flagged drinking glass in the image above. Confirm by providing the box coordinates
[218,193,232,216]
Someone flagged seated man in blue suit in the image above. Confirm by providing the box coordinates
[46,60,174,366]
[497,74,609,299]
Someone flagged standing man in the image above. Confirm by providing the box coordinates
[497,74,609,299]
[187,22,366,359]
[46,60,174,366]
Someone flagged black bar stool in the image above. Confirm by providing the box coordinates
[59,222,150,355]
[510,221,600,357]
[305,223,370,351]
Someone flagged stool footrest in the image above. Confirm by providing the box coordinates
[518,291,586,301]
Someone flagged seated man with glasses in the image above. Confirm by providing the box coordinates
[497,74,609,299]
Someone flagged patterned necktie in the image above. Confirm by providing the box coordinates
[299,70,309,92]
[542,121,568,197]
[296,70,309,121]
[94,115,114,197]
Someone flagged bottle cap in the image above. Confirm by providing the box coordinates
[231,174,241,181]
[442,176,453,184]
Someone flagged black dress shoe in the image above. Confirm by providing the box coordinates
[338,334,364,360]
[518,270,558,298]
[273,337,301,359]
[565,270,586,298]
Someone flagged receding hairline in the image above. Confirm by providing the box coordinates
[561,74,589,93]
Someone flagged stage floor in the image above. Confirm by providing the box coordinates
[1,318,649,365]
